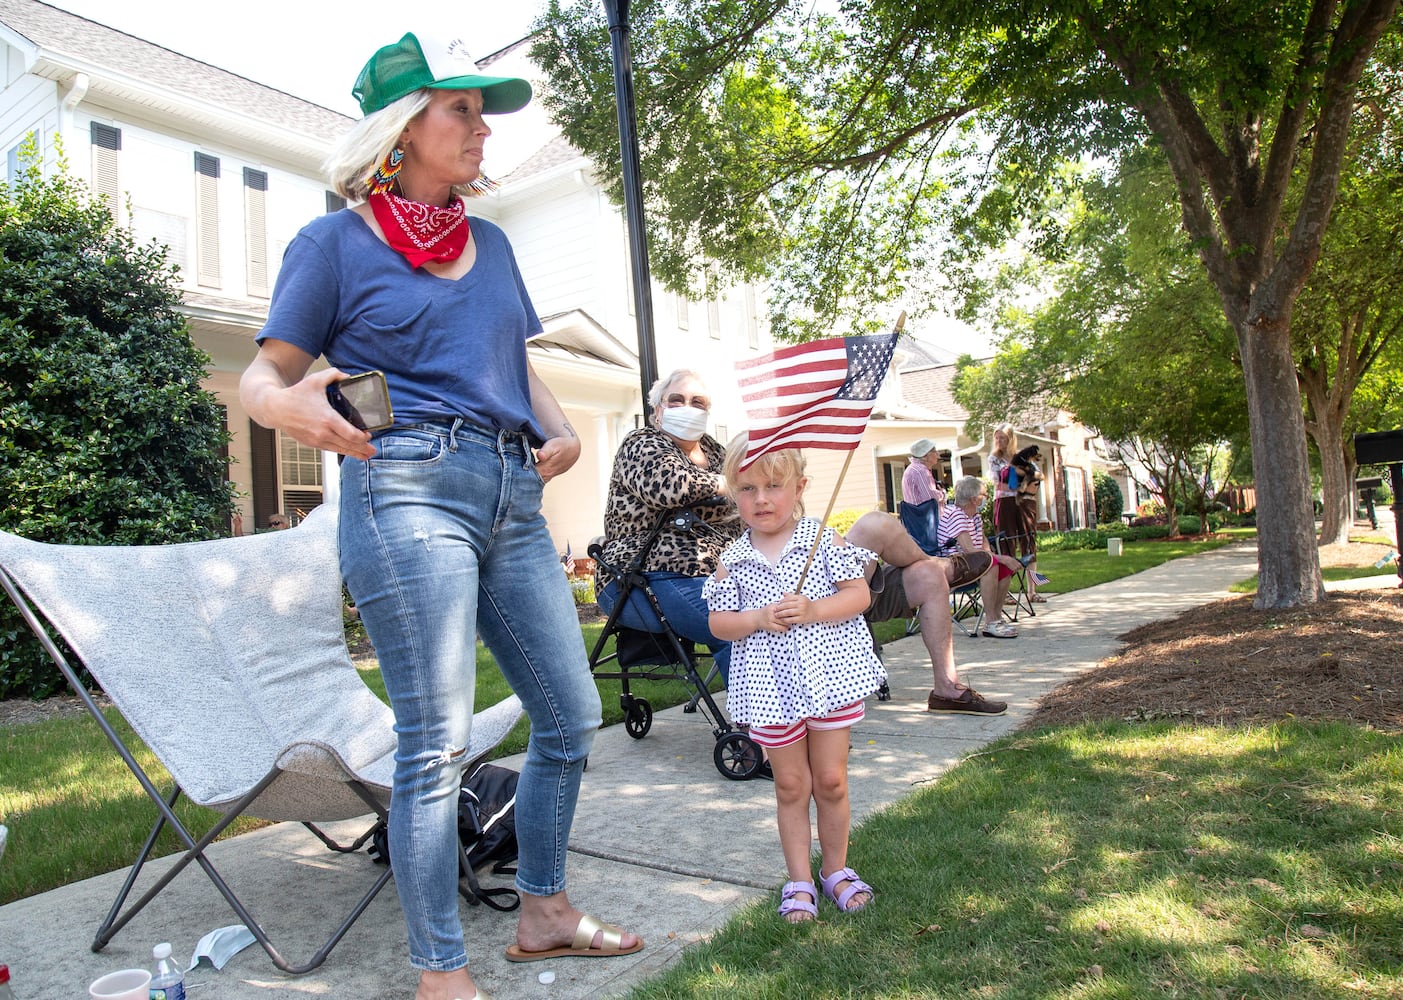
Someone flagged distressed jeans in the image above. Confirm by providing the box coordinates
[339,421,601,973]
[597,572,732,684]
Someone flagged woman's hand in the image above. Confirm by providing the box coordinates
[240,343,374,460]
[534,431,581,482]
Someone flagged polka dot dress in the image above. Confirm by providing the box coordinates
[703,517,888,727]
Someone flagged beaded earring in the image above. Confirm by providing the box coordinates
[369,147,403,195]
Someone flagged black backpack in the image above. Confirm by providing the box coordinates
[369,762,520,911]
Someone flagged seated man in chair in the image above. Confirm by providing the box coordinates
[845,512,1008,716]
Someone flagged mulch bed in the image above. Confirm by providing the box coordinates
[1028,588,1403,732]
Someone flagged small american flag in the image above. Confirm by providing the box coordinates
[736,331,899,471]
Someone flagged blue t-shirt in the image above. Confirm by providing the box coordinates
[257,209,545,440]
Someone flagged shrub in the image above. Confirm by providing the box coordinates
[568,576,596,605]
[826,508,872,536]
[1092,471,1124,524]
[0,143,237,698]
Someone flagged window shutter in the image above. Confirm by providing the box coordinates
[325,191,347,214]
[90,123,121,217]
[243,168,268,297]
[194,152,221,288]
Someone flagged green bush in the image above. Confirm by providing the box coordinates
[569,576,596,605]
[826,507,871,535]
[1092,470,1124,524]
[1037,524,1171,552]
[0,143,237,698]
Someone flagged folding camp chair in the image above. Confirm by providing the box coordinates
[992,531,1038,622]
[897,499,941,556]
[0,505,523,974]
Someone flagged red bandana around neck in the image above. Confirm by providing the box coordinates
[369,190,470,269]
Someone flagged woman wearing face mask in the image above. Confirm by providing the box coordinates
[596,370,742,684]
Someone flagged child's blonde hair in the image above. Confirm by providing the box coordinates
[722,434,808,519]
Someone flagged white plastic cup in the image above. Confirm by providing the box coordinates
[88,968,152,1000]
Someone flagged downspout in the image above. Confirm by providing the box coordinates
[60,73,90,164]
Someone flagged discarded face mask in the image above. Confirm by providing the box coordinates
[188,923,256,971]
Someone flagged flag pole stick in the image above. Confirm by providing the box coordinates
[793,311,906,592]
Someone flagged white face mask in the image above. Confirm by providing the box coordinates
[188,923,256,971]
[659,405,709,442]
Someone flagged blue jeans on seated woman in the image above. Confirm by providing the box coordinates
[339,420,601,974]
[597,572,732,684]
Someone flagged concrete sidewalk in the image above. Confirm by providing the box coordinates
[0,539,1362,998]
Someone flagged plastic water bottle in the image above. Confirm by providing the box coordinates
[0,962,15,1000]
[149,942,186,1000]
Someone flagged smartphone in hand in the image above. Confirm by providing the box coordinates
[326,370,394,431]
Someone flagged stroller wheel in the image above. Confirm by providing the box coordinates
[624,697,653,739]
[714,730,761,781]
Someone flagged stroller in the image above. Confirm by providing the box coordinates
[586,499,763,781]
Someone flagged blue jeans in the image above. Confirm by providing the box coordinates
[339,421,601,973]
[597,572,731,684]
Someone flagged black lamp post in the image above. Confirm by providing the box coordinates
[602,0,660,416]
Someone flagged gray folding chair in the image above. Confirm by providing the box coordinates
[0,505,522,974]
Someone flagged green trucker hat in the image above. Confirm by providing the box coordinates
[352,32,532,117]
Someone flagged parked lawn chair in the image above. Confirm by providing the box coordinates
[897,499,941,557]
[992,531,1038,621]
[0,505,522,974]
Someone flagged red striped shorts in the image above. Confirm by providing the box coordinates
[748,700,866,749]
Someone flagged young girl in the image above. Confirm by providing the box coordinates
[703,442,886,922]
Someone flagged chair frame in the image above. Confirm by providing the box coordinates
[0,564,394,974]
[992,531,1038,622]
[0,514,522,975]
[587,501,761,780]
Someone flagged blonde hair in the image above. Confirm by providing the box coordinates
[993,422,1018,459]
[324,90,499,203]
[722,434,808,519]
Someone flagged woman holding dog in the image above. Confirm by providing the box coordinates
[990,424,1044,602]
[240,30,639,999]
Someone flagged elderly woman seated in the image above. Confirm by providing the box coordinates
[595,369,742,682]
[937,476,1025,639]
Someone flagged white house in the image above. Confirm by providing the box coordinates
[2,0,1112,546]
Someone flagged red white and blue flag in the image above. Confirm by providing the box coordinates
[736,331,899,471]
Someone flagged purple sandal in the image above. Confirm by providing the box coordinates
[778,880,818,922]
[820,866,874,912]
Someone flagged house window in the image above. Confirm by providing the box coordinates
[325,191,347,214]
[675,292,689,330]
[243,168,268,297]
[194,153,221,288]
[6,144,20,184]
[707,298,721,340]
[90,123,121,217]
[280,433,324,491]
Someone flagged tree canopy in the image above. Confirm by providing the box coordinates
[0,144,237,696]
[535,0,1400,607]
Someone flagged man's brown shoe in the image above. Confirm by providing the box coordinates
[927,688,1008,715]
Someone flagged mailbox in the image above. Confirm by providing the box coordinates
[1355,429,1403,465]
[1356,477,1383,491]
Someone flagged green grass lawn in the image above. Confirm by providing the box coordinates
[624,720,1403,999]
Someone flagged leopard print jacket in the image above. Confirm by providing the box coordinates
[596,427,742,588]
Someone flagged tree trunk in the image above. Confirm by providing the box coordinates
[1239,318,1325,607]
[1313,423,1354,547]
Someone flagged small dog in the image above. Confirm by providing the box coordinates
[1010,445,1044,496]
